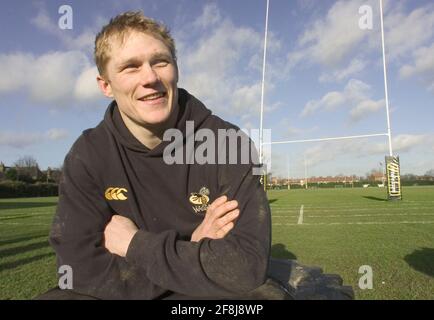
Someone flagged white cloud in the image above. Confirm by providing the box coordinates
[231,83,262,114]
[360,134,431,155]
[399,42,434,92]
[286,0,434,93]
[0,4,106,107]
[350,99,385,122]
[0,132,42,148]
[0,51,101,105]
[178,4,277,119]
[288,0,376,69]
[45,128,69,141]
[385,4,434,61]
[301,79,383,121]
[28,51,88,103]
[74,66,101,101]
[319,58,367,83]
[0,129,69,148]
[301,91,347,117]
[279,118,319,139]
[193,3,221,29]
[392,134,428,153]
[0,53,33,92]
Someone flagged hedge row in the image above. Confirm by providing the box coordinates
[268,180,434,190]
[0,181,59,198]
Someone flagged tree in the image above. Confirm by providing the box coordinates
[14,155,40,183]
[5,168,18,181]
[15,155,38,168]
[425,169,434,177]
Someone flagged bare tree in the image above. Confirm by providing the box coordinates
[14,155,39,169]
[14,155,40,182]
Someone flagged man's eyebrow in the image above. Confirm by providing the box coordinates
[150,52,172,61]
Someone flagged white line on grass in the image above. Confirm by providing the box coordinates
[307,213,434,218]
[271,206,434,211]
[0,222,50,226]
[297,205,304,225]
[0,212,54,219]
[303,207,434,212]
[272,213,434,219]
[272,215,299,218]
[273,221,434,226]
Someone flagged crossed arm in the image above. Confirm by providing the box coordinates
[104,195,240,257]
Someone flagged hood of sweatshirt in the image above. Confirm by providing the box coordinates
[103,88,212,157]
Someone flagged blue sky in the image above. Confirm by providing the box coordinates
[0,0,433,178]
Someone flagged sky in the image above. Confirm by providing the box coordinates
[0,0,433,179]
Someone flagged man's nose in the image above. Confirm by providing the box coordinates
[139,64,159,86]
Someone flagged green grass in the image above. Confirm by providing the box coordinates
[1,187,433,299]
[0,197,58,300]
[268,186,434,300]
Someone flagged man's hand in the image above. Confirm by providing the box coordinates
[191,195,239,242]
[104,215,138,257]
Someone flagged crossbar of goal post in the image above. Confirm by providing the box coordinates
[262,133,390,146]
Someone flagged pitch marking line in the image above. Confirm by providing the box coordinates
[297,205,304,225]
[306,213,434,218]
[0,222,50,226]
[271,206,434,211]
[272,213,434,219]
[273,221,434,226]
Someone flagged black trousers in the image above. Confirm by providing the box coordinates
[35,278,290,300]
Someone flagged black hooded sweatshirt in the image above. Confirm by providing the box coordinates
[49,88,271,299]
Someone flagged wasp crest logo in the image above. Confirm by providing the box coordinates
[105,187,128,201]
[189,187,210,214]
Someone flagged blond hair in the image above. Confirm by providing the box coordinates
[94,11,177,77]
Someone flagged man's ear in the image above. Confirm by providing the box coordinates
[97,75,114,98]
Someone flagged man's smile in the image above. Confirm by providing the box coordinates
[137,91,167,101]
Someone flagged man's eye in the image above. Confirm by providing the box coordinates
[154,60,169,67]
[124,65,139,70]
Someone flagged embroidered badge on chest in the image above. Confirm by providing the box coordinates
[105,187,128,201]
[189,187,210,214]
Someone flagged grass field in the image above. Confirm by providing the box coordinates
[268,186,434,299]
[0,187,433,299]
[0,197,58,300]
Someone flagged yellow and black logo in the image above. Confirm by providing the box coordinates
[105,187,128,201]
[189,187,210,214]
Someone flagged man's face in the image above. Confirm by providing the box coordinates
[100,31,178,128]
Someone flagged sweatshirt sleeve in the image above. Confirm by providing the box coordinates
[125,137,271,297]
[49,146,169,300]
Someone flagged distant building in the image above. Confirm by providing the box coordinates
[44,167,63,184]
[0,161,63,183]
[370,171,385,182]
[0,162,9,173]
[269,175,361,187]
[0,162,11,181]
